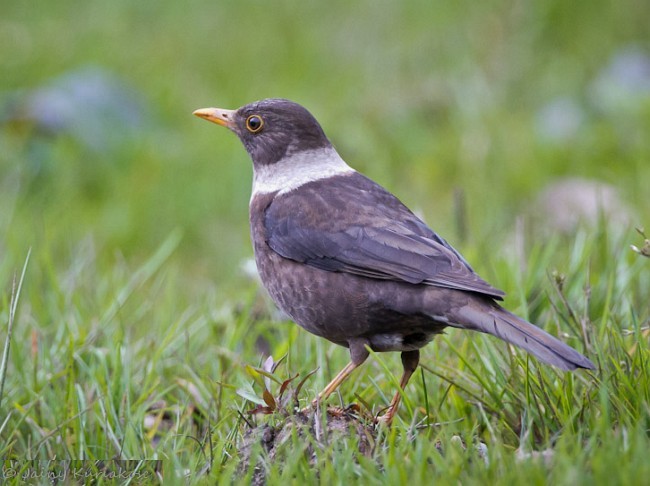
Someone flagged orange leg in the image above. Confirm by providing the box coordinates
[311,361,361,406]
[310,337,370,408]
[378,350,420,425]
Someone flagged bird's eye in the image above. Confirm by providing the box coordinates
[246,115,264,133]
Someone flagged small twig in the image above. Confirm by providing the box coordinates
[236,409,255,429]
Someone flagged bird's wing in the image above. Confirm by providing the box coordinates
[264,172,505,300]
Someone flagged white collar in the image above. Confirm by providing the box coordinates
[251,147,355,197]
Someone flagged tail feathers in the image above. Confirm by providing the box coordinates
[455,303,595,371]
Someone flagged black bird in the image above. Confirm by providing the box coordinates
[193,99,595,424]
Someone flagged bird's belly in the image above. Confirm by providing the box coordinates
[253,244,445,351]
[254,248,364,342]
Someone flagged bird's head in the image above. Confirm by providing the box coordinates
[193,98,332,167]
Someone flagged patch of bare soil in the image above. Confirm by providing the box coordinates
[237,406,377,484]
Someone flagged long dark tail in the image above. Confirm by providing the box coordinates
[453,301,595,371]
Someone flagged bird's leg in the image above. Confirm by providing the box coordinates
[312,361,359,405]
[311,337,370,408]
[378,349,420,425]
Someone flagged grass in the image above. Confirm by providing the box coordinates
[1,0,650,483]
[1,229,648,483]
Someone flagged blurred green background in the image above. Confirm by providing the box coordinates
[1,0,649,295]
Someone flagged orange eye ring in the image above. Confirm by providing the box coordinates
[246,115,264,133]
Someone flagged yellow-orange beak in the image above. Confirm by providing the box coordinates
[192,107,237,128]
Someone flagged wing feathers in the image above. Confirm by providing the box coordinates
[264,173,505,300]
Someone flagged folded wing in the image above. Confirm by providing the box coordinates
[265,173,505,300]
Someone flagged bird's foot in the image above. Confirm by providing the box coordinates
[298,400,319,415]
[375,406,398,426]
[326,403,362,417]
